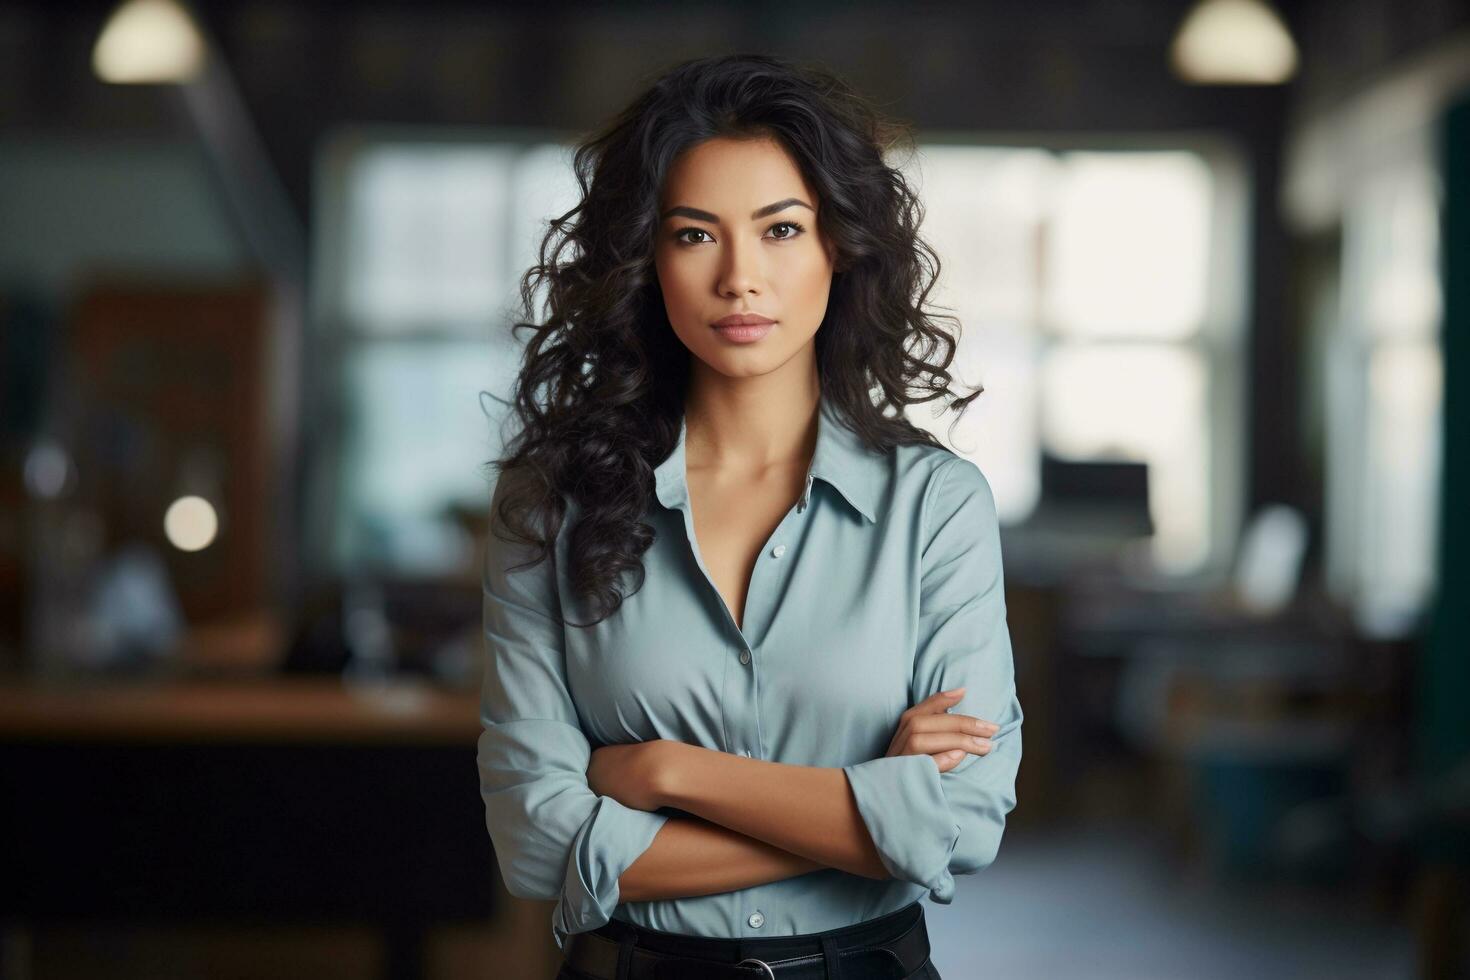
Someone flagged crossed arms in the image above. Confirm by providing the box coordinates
[477,457,1021,945]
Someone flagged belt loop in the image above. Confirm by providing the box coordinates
[615,929,636,980]
[820,935,842,979]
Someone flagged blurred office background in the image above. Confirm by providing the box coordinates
[1,0,1467,978]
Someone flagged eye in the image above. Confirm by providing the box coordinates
[674,227,712,245]
[767,220,806,240]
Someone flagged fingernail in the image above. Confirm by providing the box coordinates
[943,687,966,696]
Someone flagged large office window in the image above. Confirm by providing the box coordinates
[1323,159,1442,636]
[312,133,580,576]
[898,143,1246,575]
[313,131,1244,579]
[1283,55,1450,639]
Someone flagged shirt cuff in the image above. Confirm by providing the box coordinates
[843,754,961,904]
[552,795,671,950]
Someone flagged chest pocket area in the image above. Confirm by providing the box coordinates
[561,554,732,750]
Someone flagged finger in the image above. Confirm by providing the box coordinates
[906,713,1001,737]
[905,732,993,756]
[901,688,967,722]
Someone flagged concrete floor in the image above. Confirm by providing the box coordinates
[923,823,1414,980]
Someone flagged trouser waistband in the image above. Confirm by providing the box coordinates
[562,901,930,980]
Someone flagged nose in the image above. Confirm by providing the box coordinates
[716,234,764,298]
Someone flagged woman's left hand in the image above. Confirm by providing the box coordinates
[587,739,674,812]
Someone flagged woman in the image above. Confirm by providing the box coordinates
[478,52,1023,980]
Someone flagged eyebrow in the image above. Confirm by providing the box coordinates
[660,198,814,223]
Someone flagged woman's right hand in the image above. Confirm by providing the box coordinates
[885,688,999,773]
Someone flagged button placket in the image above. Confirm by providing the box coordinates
[731,642,760,764]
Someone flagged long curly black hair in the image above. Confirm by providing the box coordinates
[489,52,982,627]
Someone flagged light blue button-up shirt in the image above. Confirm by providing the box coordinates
[477,392,1023,950]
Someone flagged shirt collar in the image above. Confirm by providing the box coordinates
[652,392,886,523]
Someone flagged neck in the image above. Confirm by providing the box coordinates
[682,359,821,473]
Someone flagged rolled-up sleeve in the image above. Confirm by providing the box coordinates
[476,474,670,950]
[842,456,1023,904]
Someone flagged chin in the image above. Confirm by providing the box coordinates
[700,350,786,379]
[671,322,818,379]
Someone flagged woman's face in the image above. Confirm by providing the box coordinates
[653,135,837,379]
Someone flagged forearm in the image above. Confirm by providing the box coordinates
[660,745,889,880]
[617,813,826,903]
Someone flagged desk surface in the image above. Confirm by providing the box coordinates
[0,676,482,744]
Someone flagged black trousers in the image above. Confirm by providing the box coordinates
[555,900,942,980]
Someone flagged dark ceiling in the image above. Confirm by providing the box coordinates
[3,0,1466,223]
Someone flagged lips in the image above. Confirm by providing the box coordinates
[712,313,776,327]
[711,314,774,344]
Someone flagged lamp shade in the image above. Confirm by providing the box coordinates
[92,0,206,84]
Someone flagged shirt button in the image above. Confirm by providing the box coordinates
[770,544,786,558]
[739,650,751,665]
[748,911,765,928]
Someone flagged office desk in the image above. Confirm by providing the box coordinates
[0,677,497,980]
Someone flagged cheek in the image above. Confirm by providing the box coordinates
[655,254,701,313]
[773,265,833,335]
[655,267,701,340]
[775,246,833,297]
[654,260,710,355]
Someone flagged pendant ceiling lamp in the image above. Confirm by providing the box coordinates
[92,0,206,84]
[1170,0,1299,85]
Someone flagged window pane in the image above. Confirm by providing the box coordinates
[1040,343,1210,571]
[1328,154,1444,634]
[343,144,518,332]
[1044,151,1212,340]
[900,146,1056,323]
[1360,340,1442,634]
[336,341,510,574]
[1352,166,1442,341]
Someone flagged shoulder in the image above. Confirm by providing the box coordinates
[889,441,952,490]
[890,445,997,543]
[891,443,993,505]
